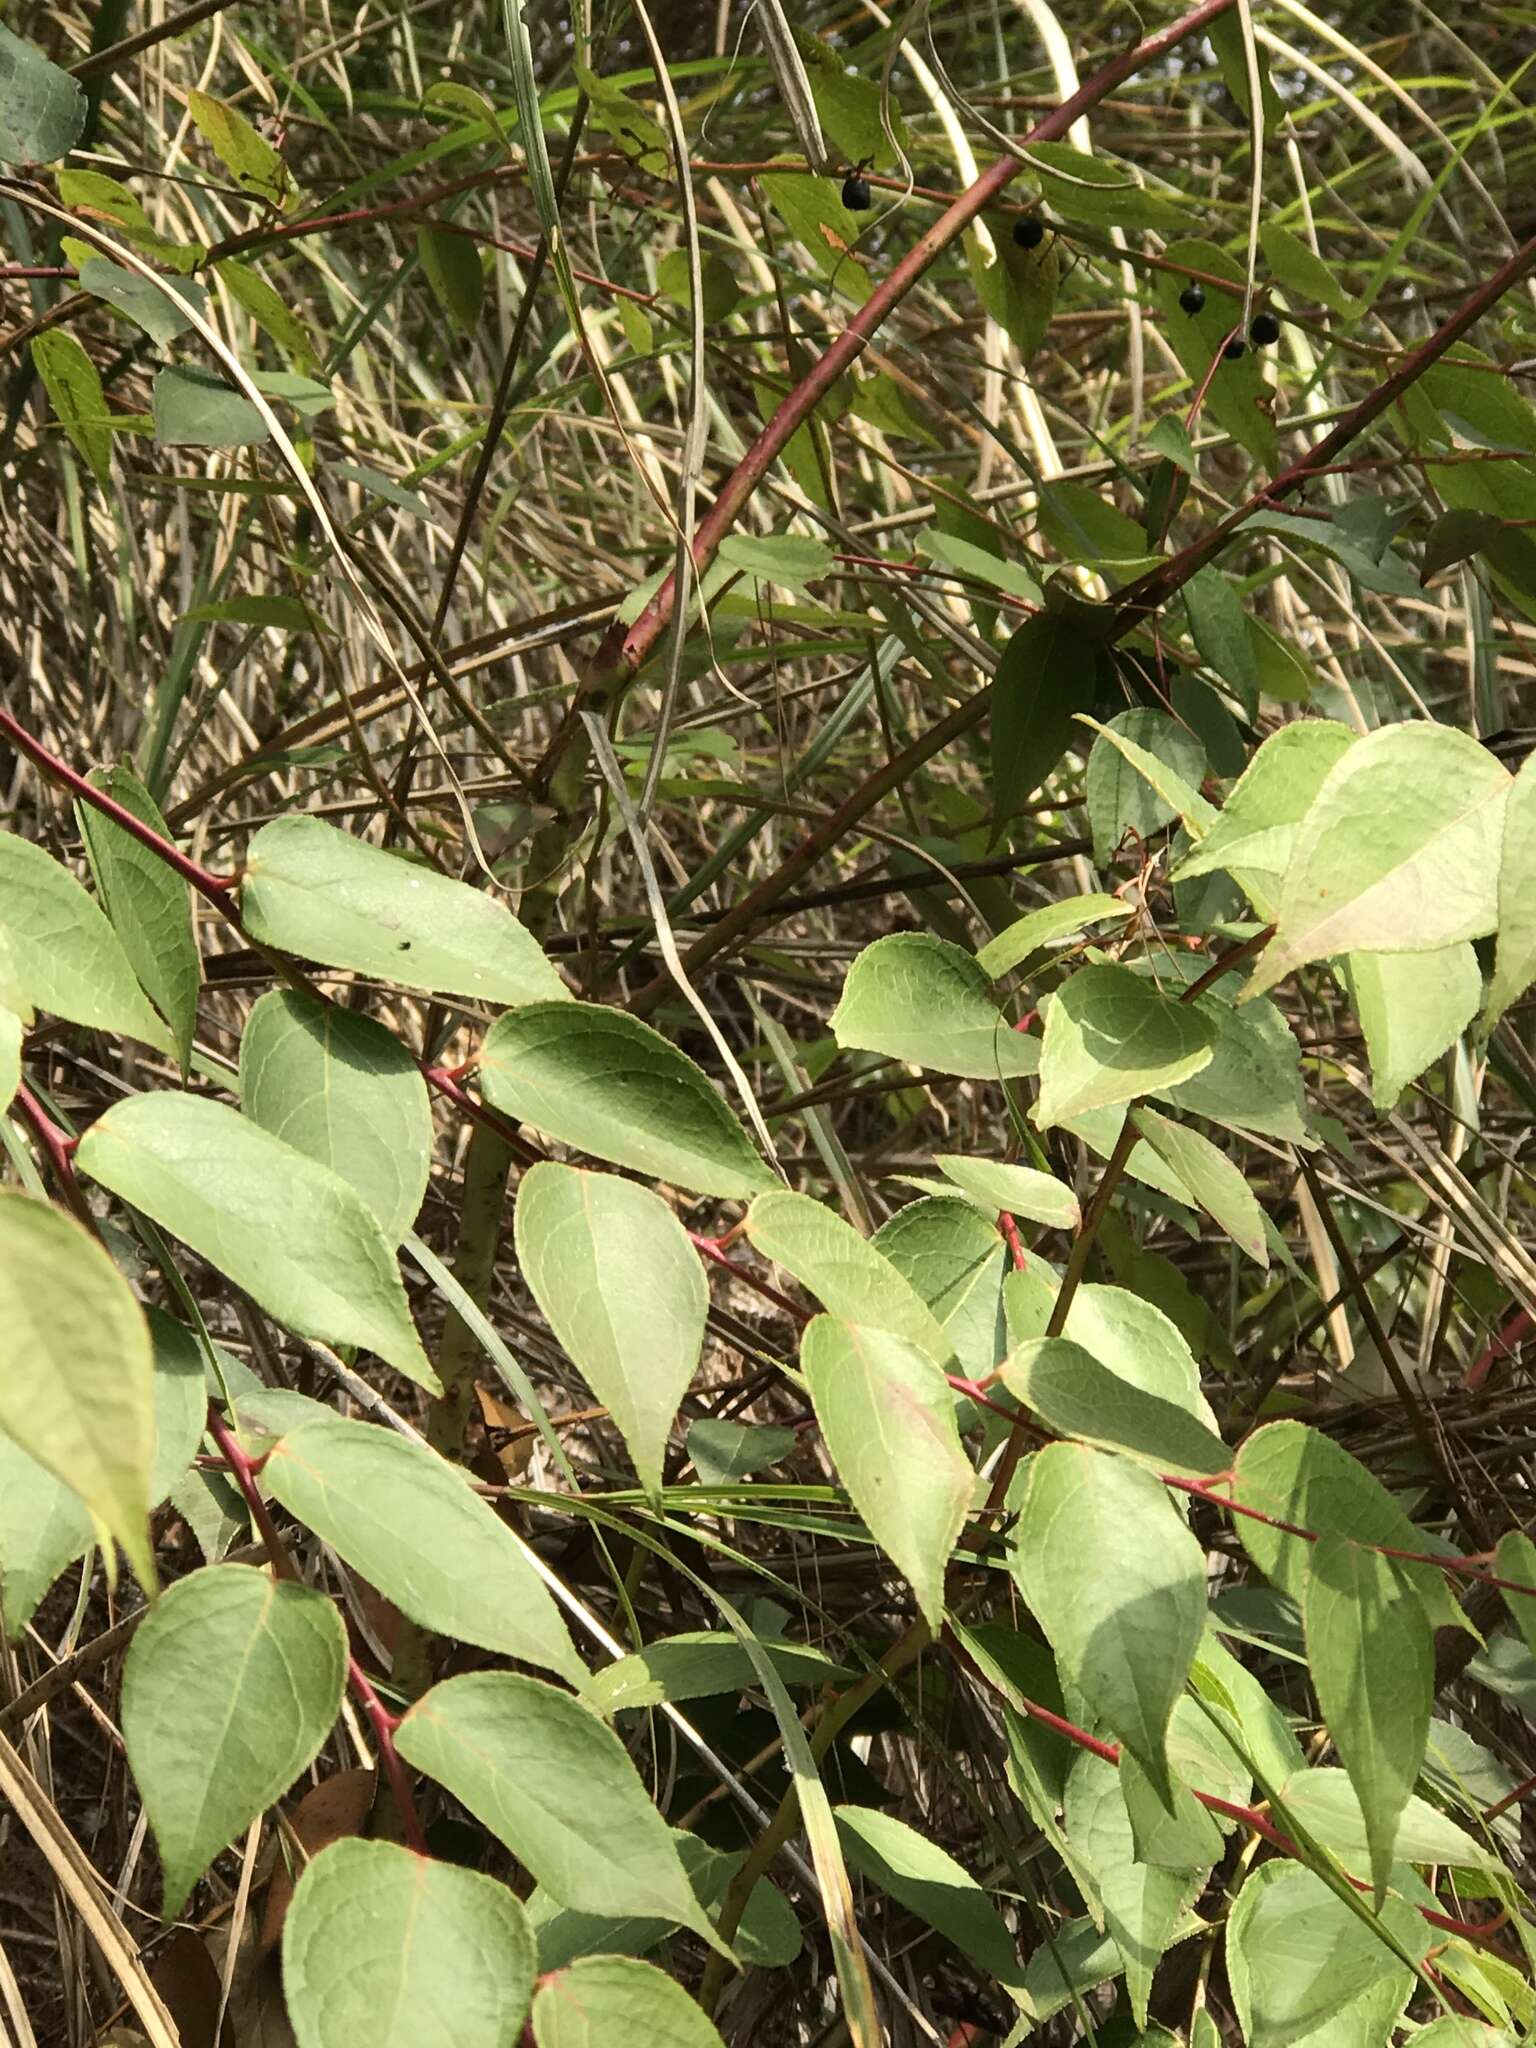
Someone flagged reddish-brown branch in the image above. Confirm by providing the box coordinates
[12,1083,96,1234]
[0,710,234,905]
[954,1651,1506,1949]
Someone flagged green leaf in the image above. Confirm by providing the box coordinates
[71,252,207,345]
[794,30,908,167]
[1173,720,1357,897]
[745,1189,952,1359]
[933,1154,1079,1230]
[918,524,1041,602]
[417,225,483,333]
[239,989,430,1246]
[514,1162,704,1496]
[1011,1442,1205,1803]
[1119,1694,1248,1870]
[396,1673,722,1947]
[0,1005,17,1113]
[1128,1107,1268,1265]
[572,60,669,175]
[1422,508,1504,585]
[1304,1533,1433,1907]
[1065,1752,1205,2026]
[1040,481,1153,568]
[1183,566,1260,715]
[0,1192,155,1590]
[76,766,200,1072]
[1245,725,1509,998]
[77,1093,434,1389]
[122,1563,345,1915]
[531,1956,726,2048]
[1158,989,1310,1141]
[0,833,174,1054]
[1226,1861,1417,2048]
[990,610,1108,829]
[1025,143,1189,234]
[283,1838,535,2048]
[480,1003,773,1199]
[1342,943,1481,1112]
[1034,963,1217,1129]
[58,168,203,270]
[31,330,113,489]
[1063,1283,1217,1428]
[187,88,291,209]
[0,1431,92,1640]
[871,1197,1008,1382]
[584,1633,847,1714]
[834,1805,1027,2002]
[0,1304,209,1634]
[1495,1526,1536,1659]
[1277,1768,1501,1877]
[153,365,269,448]
[717,530,834,592]
[1487,753,1536,1029]
[241,816,567,1008]
[1152,240,1277,468]
[851,372,941,448]
[686,1419,794,1484]
[969,226,1058,364]
[1258,221,1359,317]
[976,893,1132,979]
[0,24,84,162]
[802,1316,973,1630]
[654,248,741,324]
[758,173,872,305]
[1002,1338,1228,1477]
[216,256,317,367]
[182,594,323,631]
[529,1831,799,1973]
[831,933,1040,1080]
[1022,1915,1125,2021]
[1232,1421,1463,1631]
[263,1416,582,1681]
[1084,710,1212,863]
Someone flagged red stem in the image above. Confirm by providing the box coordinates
[0,710,234,905]
[689,1233,809,1324]
[998,1211,1028,1272]
[1464,1306,1532,1393]
[976,1668,1505,1948]
[12,1084,96,1234]
[205,1406,429,1855]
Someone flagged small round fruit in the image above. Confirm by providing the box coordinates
[1013,214,1046,250]
[1223,337,1246,360]
[1178,282,1205,314]
[1250,309,1281,346]
[842,172,872,211]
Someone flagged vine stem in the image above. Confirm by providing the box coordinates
[11,1084,96,1235]
[942,1635,1506,1951]
[204,1407,428,1855]
[0,709,234,904]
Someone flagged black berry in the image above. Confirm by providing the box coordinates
[1013,214,1046,250]
[1223,337,1246,359]
[841,172,872,211]
[1250,309,1281,346]
[1178,283,1205,314]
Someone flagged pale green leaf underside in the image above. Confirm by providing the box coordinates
[77,1091,435,1388]
[283,1838,536,2048]
[241,814,567,1007]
